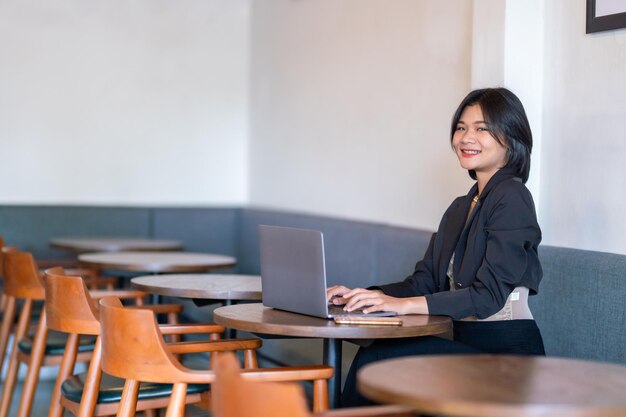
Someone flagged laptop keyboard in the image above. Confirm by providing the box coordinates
[328,305,367,316]
[327,304,396,318]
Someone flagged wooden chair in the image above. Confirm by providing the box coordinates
[59,267,117,291]
[44,267,217,417]
[0,247,108,380]
[0,234,4,263]
[213,352,416,417]
[0,235,6,310]
[0,246,19,372]
[98,296,335,417]
[0,250,96,417]
[0,234,4,275]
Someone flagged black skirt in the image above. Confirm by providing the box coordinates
[341,319,545,407]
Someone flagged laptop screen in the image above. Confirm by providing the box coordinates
[259,225,331,318]
[259,225,396,319]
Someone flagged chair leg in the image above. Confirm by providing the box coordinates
[312,379,329,413]
[0,296,16,376]
[49,333,80,417]
[117,379,140,417]
[165,383,188,417]
[0,299,33,417]
[17,309,49,417]
[167,313,180,343]
[77,336,102,417]
[244,349,258,369]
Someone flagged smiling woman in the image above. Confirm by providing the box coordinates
[451,104,509,192]
[327,88,545,407]
[450,88,534,187]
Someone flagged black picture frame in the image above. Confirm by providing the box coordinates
[586,0,626,33]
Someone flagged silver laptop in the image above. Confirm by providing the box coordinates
[259,225,395,319]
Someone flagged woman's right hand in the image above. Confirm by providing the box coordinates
[326,285,353,305]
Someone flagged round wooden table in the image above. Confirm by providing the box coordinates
[130,274,262,302]
[213,303,451,408]
[78,251,236,273]
[358,355,626,417]
[50,237,184,253]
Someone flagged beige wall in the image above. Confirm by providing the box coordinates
[0,0,250,205]
[248,0,474,230]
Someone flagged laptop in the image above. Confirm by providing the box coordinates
[259,225,396,319]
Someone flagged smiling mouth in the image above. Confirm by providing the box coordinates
[461,149,481,156]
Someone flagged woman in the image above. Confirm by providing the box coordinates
[327,87,545,407]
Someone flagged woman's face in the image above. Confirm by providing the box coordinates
[452,104,508,183]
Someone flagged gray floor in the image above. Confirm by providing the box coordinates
[8,378,65,417]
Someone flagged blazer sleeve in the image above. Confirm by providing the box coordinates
[370,232,439,297]
[425,183,542,319]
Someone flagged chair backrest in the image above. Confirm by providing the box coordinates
[0,235,5,277]
[99,296,198,384]
[213,352,309,417]
[3,250,45,300]
[44,267,101,335]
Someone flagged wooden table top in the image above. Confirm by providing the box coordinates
[358,354,626,417]
[131,274,262,300]
[50,237,184,253]
[78,251,236,273]
[213,303,451,339]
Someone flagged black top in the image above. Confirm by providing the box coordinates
[375,167,542,320]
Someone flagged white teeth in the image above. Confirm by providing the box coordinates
[463,150,480,154]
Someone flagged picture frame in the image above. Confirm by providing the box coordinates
[586,0,626,33]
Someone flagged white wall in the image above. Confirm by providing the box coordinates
[248,0,474,230]
[470,0,545,207]
[540,0,626,254]
[248,0,626,254]
[0,0,250,205]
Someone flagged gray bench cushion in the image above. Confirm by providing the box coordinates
[2,204,624,366]
[0,206,150,259]
[238,208,432,287]
[152,207,238,257]
[531,245,626,364]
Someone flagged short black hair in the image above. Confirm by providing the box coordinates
[450,88,533,183]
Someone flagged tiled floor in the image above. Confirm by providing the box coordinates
[9,378,58,417]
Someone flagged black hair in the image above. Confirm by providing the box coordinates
[450,88,533,183]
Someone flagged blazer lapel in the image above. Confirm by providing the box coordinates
[437,186,475,289]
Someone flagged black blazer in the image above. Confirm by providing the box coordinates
[375,167,542,320]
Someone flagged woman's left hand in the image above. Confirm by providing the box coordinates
[341,288,421,315]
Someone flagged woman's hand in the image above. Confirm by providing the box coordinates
[342,288,412,315]
[326,285,353,305]
[327,286,430,315]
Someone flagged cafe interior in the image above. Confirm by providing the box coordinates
[1,1,625,416]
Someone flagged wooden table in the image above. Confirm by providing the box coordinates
[131,274,261,338]
[213,303,451,408]
[130,274,262,303]
[50,237,184,253]
[358,354,626,417]
[78,251,236,273]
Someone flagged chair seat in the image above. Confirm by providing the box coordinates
[61,372,209,404]
[17,332,97,355]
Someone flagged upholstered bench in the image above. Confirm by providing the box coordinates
[2,205,624,374]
